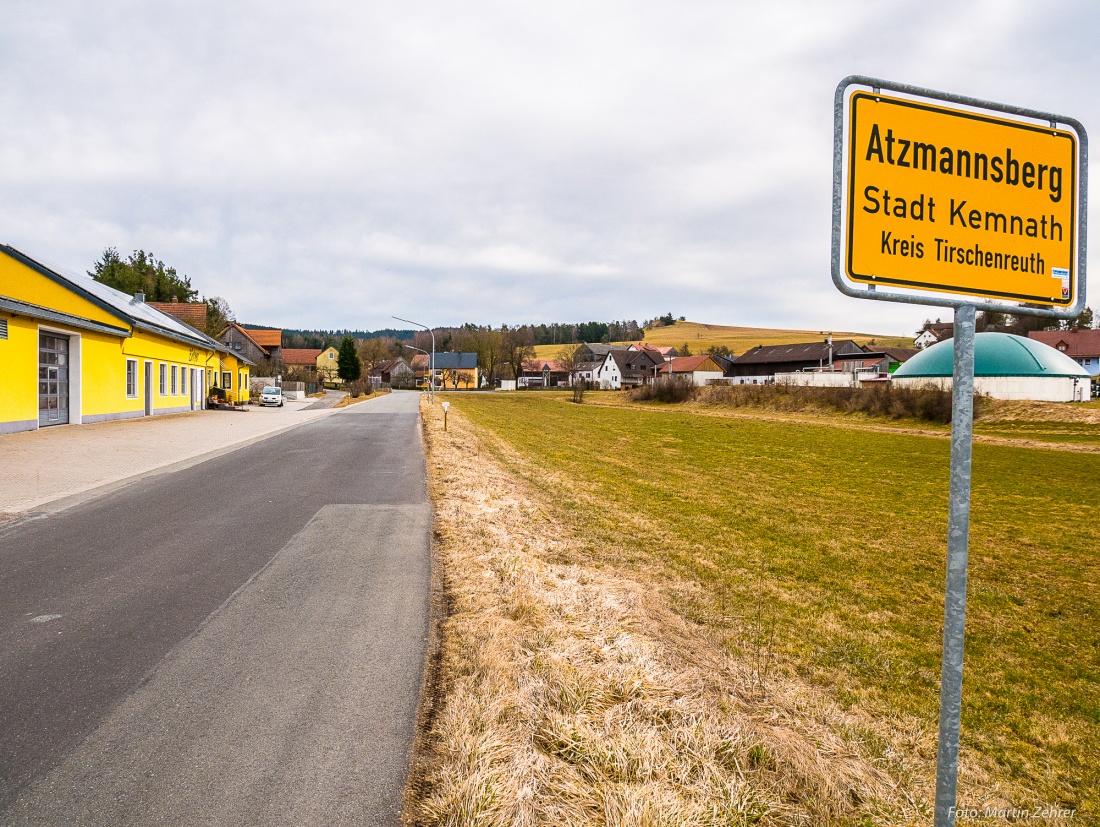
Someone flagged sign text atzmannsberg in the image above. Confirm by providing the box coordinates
[844,92,1078,306]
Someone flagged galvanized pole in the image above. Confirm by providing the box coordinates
[933,303,976,827]
[393,315,435,404]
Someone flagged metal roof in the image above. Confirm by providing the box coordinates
[1,244,253,364]
[893,333,1089,378]
[732,339,864,364]
[0,296,132,337]
[433,352,478,370]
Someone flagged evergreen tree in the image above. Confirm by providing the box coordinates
[337,335,362,382]
[89,248,197,302]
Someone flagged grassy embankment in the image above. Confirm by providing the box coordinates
[415,392,1097,823]
[531,321,913,360]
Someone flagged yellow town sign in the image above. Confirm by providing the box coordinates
[843,91,1079,306]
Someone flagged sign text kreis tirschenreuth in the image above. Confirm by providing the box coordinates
[845,92,1078,306]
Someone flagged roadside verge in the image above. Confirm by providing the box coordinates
[404,399,929,825]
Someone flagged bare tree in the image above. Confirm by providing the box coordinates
[357,338,391,374]
[503,326,535,382]
[556,344,584,403]
[460,327,503,388]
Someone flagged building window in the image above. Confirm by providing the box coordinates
[181,367,188,395]
[171,365,178,395]
[126,359,137,397]
[233,341,241,350]
[222,371,232,389]
[160,363,167,395]
[0,318,7,339]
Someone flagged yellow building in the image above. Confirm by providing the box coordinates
[317,346,341,384]
[0,245,252,434]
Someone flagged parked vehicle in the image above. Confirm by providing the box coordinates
[260,386,284,407]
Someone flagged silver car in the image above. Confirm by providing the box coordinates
[259,386,284,407]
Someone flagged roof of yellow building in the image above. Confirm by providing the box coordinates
[283,348,323,365]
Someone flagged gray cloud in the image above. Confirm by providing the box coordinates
[1,0,1094,335]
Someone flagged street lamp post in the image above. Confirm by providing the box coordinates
[403,343,430,393]
[394,316,435,404]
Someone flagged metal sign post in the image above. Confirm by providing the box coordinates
[831,76,1086,827]
[935,303,975,822]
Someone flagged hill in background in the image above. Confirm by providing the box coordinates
[532,321,911,359]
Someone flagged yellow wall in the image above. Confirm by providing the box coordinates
[1,250,251,431]
[317,347,340,383]
[206,352,251,403]
[0,312,40,426]
[438,367,479,389]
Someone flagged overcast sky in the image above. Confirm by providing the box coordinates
[1,0,1095,337]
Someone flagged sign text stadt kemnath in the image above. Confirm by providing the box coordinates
[845,92,1078,306]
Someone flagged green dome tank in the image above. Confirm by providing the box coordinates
[893,332,1089,378]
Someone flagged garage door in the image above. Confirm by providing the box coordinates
[38,332,70,427]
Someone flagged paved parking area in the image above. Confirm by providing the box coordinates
[1,398,338,518]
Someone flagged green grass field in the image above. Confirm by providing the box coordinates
[447,392,1099,814]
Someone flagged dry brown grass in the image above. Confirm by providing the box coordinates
[406,400,938,826]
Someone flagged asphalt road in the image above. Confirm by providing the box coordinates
[0,391,430,826]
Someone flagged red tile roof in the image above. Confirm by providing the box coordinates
[148,301,208,329]
[244,328,282,347]
[522,359,565,372]
[282,348,323,365]
[1029,329,1100,358]
[633,343,676,356]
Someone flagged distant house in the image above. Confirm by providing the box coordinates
[316,346,340,382]
[1028,329,1100,378]
[596,350,663,389]
[372,357,415,388]
[915,322,953,349]
[147,299,208,332]
[574,361,602,387]
[218,322,275,367]
[519,359,569,388]
[658,355,726,386]
[729,340,865,383]
[831,347,919,376]
[283,348,324,379]
[433,352,479,389]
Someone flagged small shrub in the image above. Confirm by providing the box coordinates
[629,378,698,404]
[679,382,975,424]
[344,379,374,398]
